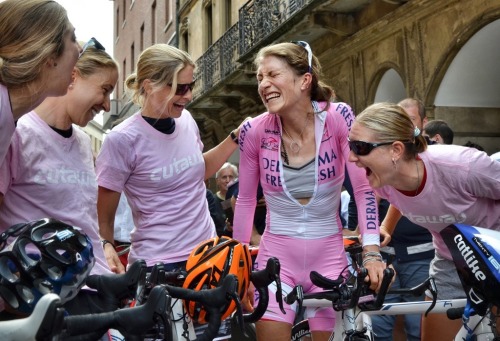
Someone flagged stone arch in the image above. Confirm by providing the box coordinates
[368,63,406,105]
[427,17,500,153]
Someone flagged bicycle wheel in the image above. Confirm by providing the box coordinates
[291,319,311,341]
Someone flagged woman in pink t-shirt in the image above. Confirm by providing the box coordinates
[96,44,244,275]
[348,102,500,341]
[0,0,81,163]
[0,40,119,321]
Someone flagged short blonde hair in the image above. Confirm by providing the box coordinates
[0,0,69,88]
[125,44,195,107]
[356,102,427,160]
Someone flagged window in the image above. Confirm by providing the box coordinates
[131,43,135,73]
[140,24,144,51]
[204,2,213,48]
[151,0,157,43]
[224,0,232,30]
[122,0,126,22]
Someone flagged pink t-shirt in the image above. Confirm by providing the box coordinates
[0,84,15,164]
[0,111,110,276]
[95,111,216,266]
[233,101,380,246]
[375,144,500,260]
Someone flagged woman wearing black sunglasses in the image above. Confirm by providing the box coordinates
[95,43,244,275]
[232,41,387,341]
[348,102,500,341]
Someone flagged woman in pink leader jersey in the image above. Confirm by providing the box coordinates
[348,102,500,341]
[0,0,81,163]
[233,41,386,341]
[96,44,245,274]
[0,40,119,318]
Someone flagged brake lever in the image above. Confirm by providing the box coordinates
[271,259,286,314]
[425,277,438,316]
[229,288,245,333]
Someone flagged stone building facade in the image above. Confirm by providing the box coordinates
[111,0,500,154]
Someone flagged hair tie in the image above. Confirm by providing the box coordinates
[414,127,420,137]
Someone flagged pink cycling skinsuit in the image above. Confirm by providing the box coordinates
[233,101,380,332]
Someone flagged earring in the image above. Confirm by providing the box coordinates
[69,84,74,90]
[392,158,397,169]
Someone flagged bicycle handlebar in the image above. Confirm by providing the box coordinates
[0,293,64,341]
[162,274,239,341]
[242,257,285,324]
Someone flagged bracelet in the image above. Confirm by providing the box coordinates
[362,257,383,267]
[101,239,115,250]
[230,130,239,144]
[363,251,382,259]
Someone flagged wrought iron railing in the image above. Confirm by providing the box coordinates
[194,23,239,96]
[193,0,314,98]
[239,0,313,56]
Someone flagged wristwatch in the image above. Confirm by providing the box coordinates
[230,130,238,144]
[101,239,115,249]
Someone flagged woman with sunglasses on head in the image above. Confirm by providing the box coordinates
[0,40,124,324]
[232,41,387,341]
[348,102,500,341]
[95,44,245,279]
[0,0,81,163]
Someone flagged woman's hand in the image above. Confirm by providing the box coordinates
[364,260,389,292]
[242,282,255,313]
[103,244,125,274]
[379,225,392,247]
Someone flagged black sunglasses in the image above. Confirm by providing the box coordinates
[348,138,394,156]
[168,82,195,96]
[79,37,105,59]
[291,40,313,73]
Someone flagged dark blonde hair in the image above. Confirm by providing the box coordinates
[0,0,69,88]
[254,42,334,104]
[356,102,428,160]
[125,44,195,107]
[76,44,118,78]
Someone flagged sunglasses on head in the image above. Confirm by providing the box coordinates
[79,37,105,59]
[291,40,313,73]
[347,138,394,156]
[168,81,195,96]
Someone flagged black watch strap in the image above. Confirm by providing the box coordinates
[230,130,238,144]
[101,239,115,249]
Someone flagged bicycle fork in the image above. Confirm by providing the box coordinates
[454,302,496,341]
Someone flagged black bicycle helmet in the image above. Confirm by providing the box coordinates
[0,218,95,314]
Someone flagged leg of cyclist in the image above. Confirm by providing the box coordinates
[421,255,463,341]
[399,258,431,341]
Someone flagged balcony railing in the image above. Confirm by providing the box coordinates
[194,23,239,97]
[239,0,314,56]
[193,0,314,99]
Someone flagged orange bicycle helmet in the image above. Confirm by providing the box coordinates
[182,236,251,324]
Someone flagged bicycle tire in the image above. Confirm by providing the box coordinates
[291,319,311,341]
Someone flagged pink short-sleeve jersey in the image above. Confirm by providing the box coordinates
[0,111,110,276]
[233,101,380,246]
[375,144,500,260]
[0,84,15,164]
[95,111,216,266]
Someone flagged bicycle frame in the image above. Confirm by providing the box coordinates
[298,298,498,341]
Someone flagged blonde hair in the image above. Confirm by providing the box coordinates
[254,42,335,105]
[0,0,69,88]
[356,102,428,160]
[76,44,118,79]
[125,44,195,107]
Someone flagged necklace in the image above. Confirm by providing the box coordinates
[414,159,420,196]
[282,114,309,153]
